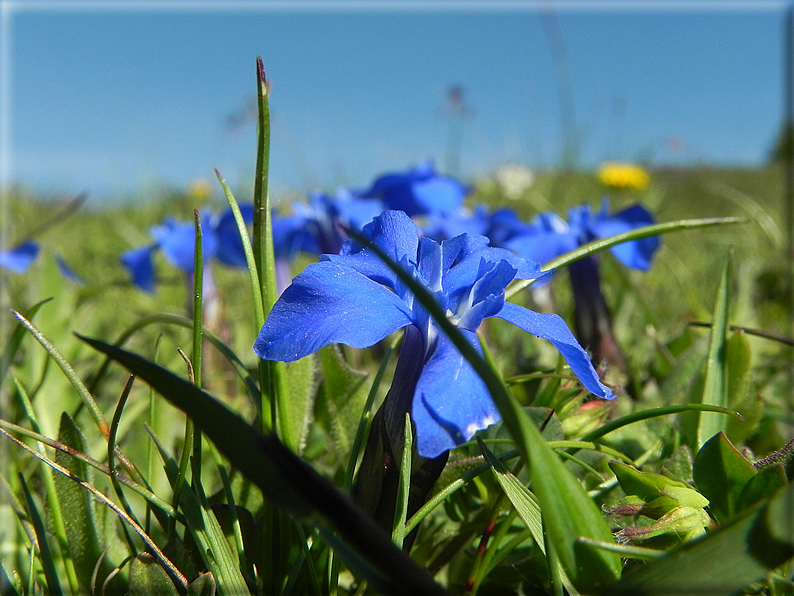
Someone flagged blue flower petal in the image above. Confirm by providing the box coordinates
[411,176,468,216]
[0,241,39,273]
[505,230,578,268]
[254,261,413,362]
[326,210,420,292]
[331,192,384,229]
[412,329,500,458]
[365,163,466,217]
[213,204,254,268]
[272,214,321,259]
[494,301,615,399]
[590,204,660,271]
[121,244,158,293]
[151,211,219,273]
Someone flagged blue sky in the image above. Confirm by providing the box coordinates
[2,1,788,204]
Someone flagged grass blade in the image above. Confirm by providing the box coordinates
[580,403,742,444]
[506,216,746,299]
[391,413,412,549]
[11,310,109,438]
[0,298,52,389]
[696,249,732,449]
[146,428,250,596]
[215,169,265,330]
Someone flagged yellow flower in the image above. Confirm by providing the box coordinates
[187,178,212,200]
[597,162,650,191]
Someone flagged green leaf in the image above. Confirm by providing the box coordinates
[319,345,370,456]
[53,413,107,591]
[478,438,581,596]
[0,561,21,596]
[693,432,757,523]
[79,334,446,596]
[737,464,787,513]
[726,330,752,407]
[129,553,179,596]
[187,573,217,596]
[696,250,732,449]
[609,462,709,513]
[603,482,794,595]
[280,355,317,454]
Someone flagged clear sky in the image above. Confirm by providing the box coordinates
[1,1,789,204]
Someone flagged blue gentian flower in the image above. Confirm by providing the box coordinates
[254,210,614,458]
[273,189,384,260]
[420,205,490,242]
[0,241,39,273]
[500,200,659,392]
[121,205,253,293]
[363,162,468,217]
[503,199,659,271]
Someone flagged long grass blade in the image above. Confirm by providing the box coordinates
[696,249,732,449]
[506,216,746,299]
[215,169,265,330]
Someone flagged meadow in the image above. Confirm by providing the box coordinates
[0,62,792,596]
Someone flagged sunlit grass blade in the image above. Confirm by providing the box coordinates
[580,403,742,443]
[250,56,283,438]
[215,168,265,330]
[191,211,204,486]
[0,416,178,520]
[506,216,746,299]
[0,298,52,389]
[11,311,109,438]
[696,249,732,449]
[78,334,447,596]
[345,226,622,592]
[603,482,794,595]
[478,438,579,596]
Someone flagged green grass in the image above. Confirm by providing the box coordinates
[1,157,791,595]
